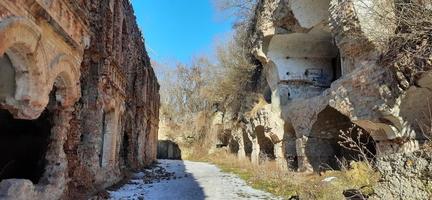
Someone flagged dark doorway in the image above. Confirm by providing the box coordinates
[0,108,53,184]
[255,126,275,162]
[242,131,252,158]
[121,132,130,167]
[307,106,376,171]
[228,139,240,154]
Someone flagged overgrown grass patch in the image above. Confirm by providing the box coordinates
[186,150,380,199]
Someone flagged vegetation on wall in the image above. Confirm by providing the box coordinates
[386,2,432,93]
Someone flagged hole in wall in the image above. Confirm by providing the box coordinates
[243,130,253,158]
[263,85,272,104]
[229,139,240,154]
[255,126,275,162]
[332,52,342,81]
[306,106,376,171]
[121,132,129,167]
[283,122,298,169]
[0,89,57,184]
[216,129,231,148]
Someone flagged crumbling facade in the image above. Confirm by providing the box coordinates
[220,0,431,172]
[0,0,159,199]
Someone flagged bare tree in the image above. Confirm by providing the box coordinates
[213,0,258,25]
[353,0,432,88]
[159,57,213,123]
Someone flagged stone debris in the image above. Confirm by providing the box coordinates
[142,166,177,184]
[343,189,367,200]
[372,150,432,199]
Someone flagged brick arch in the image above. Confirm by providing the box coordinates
[255,125,275,162]
[0,17,41,56]
[48,54,80,108]
[0,17,50,119]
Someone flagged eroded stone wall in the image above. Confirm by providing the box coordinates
[216,0,431,174]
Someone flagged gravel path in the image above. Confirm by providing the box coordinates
[109,160,279,200]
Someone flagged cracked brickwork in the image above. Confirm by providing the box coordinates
[0,0,159,199]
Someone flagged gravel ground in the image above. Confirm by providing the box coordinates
[109,159,280,200]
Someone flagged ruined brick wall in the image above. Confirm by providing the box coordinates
[64,0,160,198]
[0,0,148,199]
[0,0,92,199]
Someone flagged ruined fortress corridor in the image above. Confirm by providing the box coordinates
[1,0,432,199]
[0,0,160,199]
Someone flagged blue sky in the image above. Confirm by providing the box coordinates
[131,0,234,64]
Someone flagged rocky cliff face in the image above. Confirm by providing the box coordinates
[0,0,159,199]
[373,149,432,199]
[216,0,431,173]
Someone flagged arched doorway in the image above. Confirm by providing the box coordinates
[228,138,240,154]
[306,106,376,171]
[255,126,275,162]
[283,121,298,169]
[0,85,62,183]
[242,130,253,158]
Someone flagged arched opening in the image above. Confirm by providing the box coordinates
[267,33,340,92]
[265,0,343,100]
[228,138,240,154]
[242,130,253,158]
[263,85,272,104]
[0,54,15,101]
[283,122,298,169]
[306,106,376,171]
[0,88,57,184]
[121,133,129,165]
[100,110,118,168]
[216,129,231,148]
[120,117,132,168]
[255,126,275,162]
[157,140,182,160]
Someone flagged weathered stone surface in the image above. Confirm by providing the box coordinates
[218,0,432,174]
[0,179,36,200]
[200,4,432,199]
[0,0,159,199]
[373,150,432,199]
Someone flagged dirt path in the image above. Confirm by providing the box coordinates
[109,160,279,200]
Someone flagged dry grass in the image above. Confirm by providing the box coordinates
[180,142,211,161]
[186,150,379,199]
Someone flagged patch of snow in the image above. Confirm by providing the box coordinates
[322,176,337,182]
[109,160,280,200]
